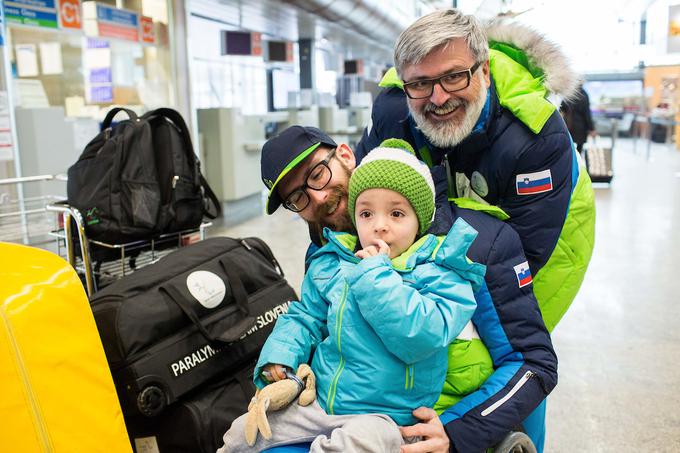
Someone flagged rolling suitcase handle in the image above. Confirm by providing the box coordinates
[158,261,255,345]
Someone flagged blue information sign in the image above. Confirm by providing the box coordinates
[89,85,113,104]
[89,68,112,84]
[3,0,58,28]
[96,3,138,27]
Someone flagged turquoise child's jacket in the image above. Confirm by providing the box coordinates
[254,219,486,426]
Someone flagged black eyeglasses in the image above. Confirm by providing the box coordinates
[402,61,482,99]
[282,148,337,212]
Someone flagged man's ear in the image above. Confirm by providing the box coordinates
[336,143,356,170]
[482,59,491,87]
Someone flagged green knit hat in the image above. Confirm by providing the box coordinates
[349,139,435,235]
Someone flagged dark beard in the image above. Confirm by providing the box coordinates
[307,163,355,244]
[307,186,355,243]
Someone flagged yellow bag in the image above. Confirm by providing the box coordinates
[0,242,131,453]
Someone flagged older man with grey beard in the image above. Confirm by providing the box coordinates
[403,47,489,149]
[356,7,596,453]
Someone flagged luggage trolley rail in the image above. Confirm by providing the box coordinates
[0,174,67,246]
[46,201,211,297]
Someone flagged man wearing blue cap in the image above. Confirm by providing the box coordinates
[259,125,557,453]
[261,125,355,236]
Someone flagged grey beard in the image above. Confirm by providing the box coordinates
[409,82,488,149]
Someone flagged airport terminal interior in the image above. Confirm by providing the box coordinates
[1,0,679,452]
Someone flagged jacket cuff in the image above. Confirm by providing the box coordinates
[254,345,301,389]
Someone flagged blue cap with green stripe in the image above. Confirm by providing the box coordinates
[261,125,337,214]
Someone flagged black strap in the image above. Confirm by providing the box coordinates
[142,108,195,163]
[200,174,221,219]
[102,107,139,129]
[158,282,254,345]
[243,237,284,277]
[217,258,251,316]
[142,108,222,219]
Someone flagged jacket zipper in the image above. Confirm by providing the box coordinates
[481,370,535,417]
[327,282,349,414]
[405,365,415,390]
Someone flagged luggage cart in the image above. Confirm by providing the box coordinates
[46,201,211,297]
[0,174,66,247]
[583,137,614,185]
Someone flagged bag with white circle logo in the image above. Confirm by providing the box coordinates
[90,236,297,420]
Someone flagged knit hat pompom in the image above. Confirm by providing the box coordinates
[349,146,435,235]
[379,138,416,155]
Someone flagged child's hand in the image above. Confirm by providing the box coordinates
[262,363,287,382]
[355,239,390,259]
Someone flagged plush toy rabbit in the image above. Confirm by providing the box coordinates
[244,364,316,446]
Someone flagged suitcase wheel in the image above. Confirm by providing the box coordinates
[137,385,167,417]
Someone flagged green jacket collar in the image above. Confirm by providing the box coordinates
[318,228,438,271]
[488,47,554,133]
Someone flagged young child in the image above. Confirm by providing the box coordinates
[218,145,486,452]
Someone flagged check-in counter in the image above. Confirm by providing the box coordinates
[197,107,321,224]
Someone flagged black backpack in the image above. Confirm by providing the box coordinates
[67,107,220,244]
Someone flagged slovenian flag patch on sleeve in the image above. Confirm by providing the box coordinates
[516,169,553,195]
[513,261,533,288]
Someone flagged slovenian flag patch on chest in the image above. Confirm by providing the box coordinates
[513,261,533,288]
[516,169,553,195]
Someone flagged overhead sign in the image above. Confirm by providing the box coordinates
[94,3,138,41]
[4,0,59,28]
[140,15,154,44]
[251,32,262,57]
[84,38,112,103]
[88,85,113,103]
[59,0,81,30]
[88,67,111,84]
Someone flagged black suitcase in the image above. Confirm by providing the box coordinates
[127,360,256,453]
[90,236,297,418]
[584,144,614,183]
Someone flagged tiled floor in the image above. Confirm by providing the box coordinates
[213,137,680,452]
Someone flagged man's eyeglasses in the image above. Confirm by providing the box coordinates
[402,61,482,100]
[282,148,337,212]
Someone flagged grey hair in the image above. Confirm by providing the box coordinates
[394,9,489,76]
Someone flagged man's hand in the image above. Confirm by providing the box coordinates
[400,407,450,453]
[355,239,390,259]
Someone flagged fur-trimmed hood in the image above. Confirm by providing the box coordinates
[485,19,580,101]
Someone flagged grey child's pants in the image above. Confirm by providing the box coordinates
[217,399,405,453]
